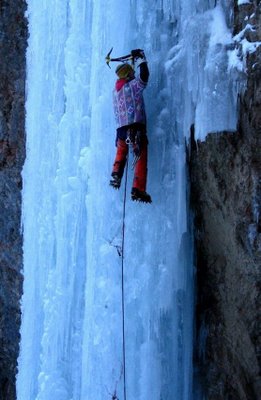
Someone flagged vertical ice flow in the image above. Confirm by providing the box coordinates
[17,1,239,399]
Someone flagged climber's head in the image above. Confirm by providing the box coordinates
[115,63,134,79]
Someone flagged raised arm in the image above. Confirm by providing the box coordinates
[131,49,149,83]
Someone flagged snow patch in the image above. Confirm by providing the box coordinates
[228,23,261,74]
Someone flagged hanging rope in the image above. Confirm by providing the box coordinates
[120,152,129,400]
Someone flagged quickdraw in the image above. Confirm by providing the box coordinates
[125,129,142,169]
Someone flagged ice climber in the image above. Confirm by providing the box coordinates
[110,49,152,203]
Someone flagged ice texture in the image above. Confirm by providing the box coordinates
[17,1,241,400]
[164,3,240,141]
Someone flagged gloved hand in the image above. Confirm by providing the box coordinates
[131,49,144,59]
[131,49,147,68]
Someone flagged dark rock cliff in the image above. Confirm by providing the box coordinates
[0,1,27,399]
[190,2,260,399]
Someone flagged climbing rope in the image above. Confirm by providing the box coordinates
[120,152,129,400]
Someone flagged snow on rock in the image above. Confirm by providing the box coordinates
[238,0,251,5]
[228,22,261,74]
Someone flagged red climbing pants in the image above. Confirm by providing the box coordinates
[112,135,148,192]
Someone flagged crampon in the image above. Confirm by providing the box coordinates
[110,173,121,189]
[131,188,152,203]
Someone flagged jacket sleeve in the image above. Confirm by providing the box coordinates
[139,62,149,83]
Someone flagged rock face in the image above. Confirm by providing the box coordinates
[0,1,27,399]
[190,2,260,399]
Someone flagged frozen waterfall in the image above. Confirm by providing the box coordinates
[17,1,239,399]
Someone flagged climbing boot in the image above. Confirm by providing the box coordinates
[131,188,152,203]
[110,173,121,189]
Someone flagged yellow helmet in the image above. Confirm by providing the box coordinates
[115,63,134,79]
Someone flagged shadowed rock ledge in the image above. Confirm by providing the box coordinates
[0,1,27,399]
[190,2,260,399]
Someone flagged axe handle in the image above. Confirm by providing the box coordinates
[111,54,132,62]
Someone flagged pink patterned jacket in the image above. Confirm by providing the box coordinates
[113,77,147,128]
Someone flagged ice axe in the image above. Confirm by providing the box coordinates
[105,47,134,68]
